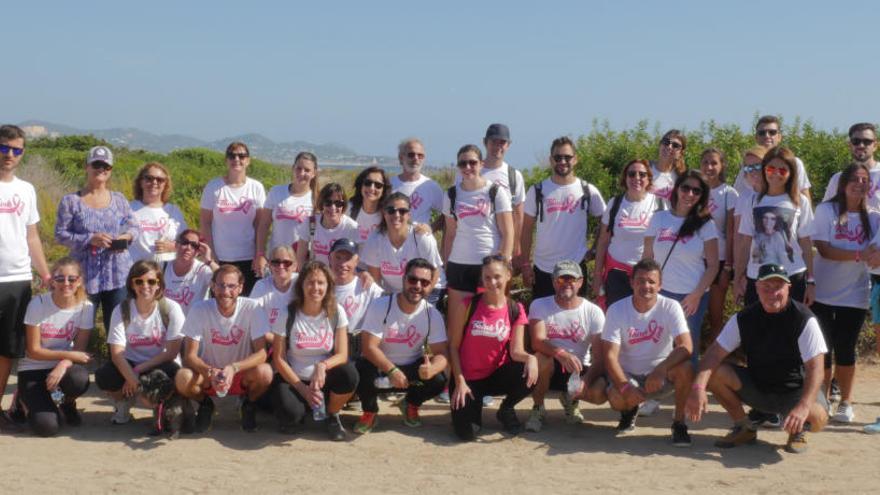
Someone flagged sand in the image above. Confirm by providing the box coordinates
[3,362,879,494]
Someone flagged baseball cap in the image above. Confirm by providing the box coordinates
[757,264,790,283]
[86,146,114,166]
[553,260,583,279]
[330,238,358,255]
[484,123,510,141]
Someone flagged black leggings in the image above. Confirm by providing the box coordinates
[355,357,447,413]
[271,362,359,425]
[810,302,865,367]
[95,359,180,392]
[604,269,633,308]
[18,366,90,437]
[449,360,532,440]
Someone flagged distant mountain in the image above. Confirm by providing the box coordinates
[18,120,392,166]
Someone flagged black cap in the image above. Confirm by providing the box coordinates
[485,123,510,141]
[330,238,358,255]
[757,264,790,283]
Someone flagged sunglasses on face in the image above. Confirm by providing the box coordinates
[384,206,410,216]
[142,175,167,184]
[660,138,683,150]
[323,199,346,209]
[627,170,648,179]
[679,184,703,196]
[848,176,870,184]
[851,138,876,147]
[179,239,200,250]
[756,128,779,137]
[133,278,159,287]
[742,164,762,173]
[555,275,579,284]
[227,152,249,160]
[406,151,425,160]
[765,165,790,177]
[553,154,575,163]
[270,259,294,268]
[406,275,432,288]
[457,159,480,168]
[363,179,385,190]
[53,275,80,284]
[0,144,24,157]
[89,162,113,172]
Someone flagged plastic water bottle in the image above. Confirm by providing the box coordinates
[374,375,391,389]
[567,373,583,397]
[312,400,327,421]
[215,371,227,398]
[51,388,65,405]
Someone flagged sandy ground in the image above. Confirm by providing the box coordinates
[3,362,879,494]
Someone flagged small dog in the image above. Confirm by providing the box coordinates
[139,369,193,439]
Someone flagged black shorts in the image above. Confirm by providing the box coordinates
[548,359,589,392]
[95,359,180,392]
[0,280,32,358]
[446,262,483,293]
[732,365,824,415]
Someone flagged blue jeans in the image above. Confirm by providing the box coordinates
[88,287,127,333]
[660,289,709,367]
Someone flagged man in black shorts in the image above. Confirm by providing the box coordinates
[686,264,829,453]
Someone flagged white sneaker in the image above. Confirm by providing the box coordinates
[560,392,585,424]
[111,397,134,425]
[832,401,855,423]
[524,405,545,432]
[638,399,660,417]
[482,395,495,407]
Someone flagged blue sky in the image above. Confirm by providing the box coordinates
[5,1,876,167]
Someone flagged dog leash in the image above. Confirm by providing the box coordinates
[155,401,165,432]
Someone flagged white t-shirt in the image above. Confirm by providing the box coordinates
[359,295,446,366]
[650,164,676,209]
[361,227,446,293]
[716,312,827,362]
[601,193,660,265]
[250,275,298,328]
[129,201,188,263]
[708,184,738,262]
[265,185,313,250]
[19,295,94,372]
[734,156,810,195]
[734,188,756,219]
[163,260,213,316]
[107,299,185,363]
[823,164,880,211]
[443,182,513,265]
[456,162,526,206]
[296,214,360,265]
[183,297,268,369]
[601,295,690,376]
[528,296,605,366]
[0,177,39,282]
[270,303,349,378]
[738,193,814,278]
[349,202,383,244]
[335,277,384,332]
[812,202,880,308]
[200,177,266,261]
[524,178,606,273]
[646,211,718,294]
[390,175,444,225]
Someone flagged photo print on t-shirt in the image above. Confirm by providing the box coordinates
[751,206,795,266]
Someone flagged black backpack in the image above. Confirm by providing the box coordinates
[534,178,594,222]
[447,183,501,220]
[605,193,666,237]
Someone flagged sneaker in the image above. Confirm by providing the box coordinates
[0,410,24,433]
[343,398,362,412]
[435,389,450,404]
[482,395,495,407]
[496,406,521,435]
[240,399,258,432]
[638,399,660,417]
[765,413,782,428]
[829,378,841,403]
[615,407,638,435]
[832,401,855,423]
[714,424,757,448]
[195,397,215,433]
[181,400,196,434]
[60,401,82,427]
[524,405,545,432]
[110,397,134,425]
[8,392,26,425]
[785,430,809,454]
[353,412,378,434]
[560,392,584,424]
[399,399,422,428]
[748,409,781,429]
[327,413,346,441]
[863,418,880,434]
[671,421,692,447]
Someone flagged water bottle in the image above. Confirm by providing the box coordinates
[567,373,583,397]
[51,388,65,405]
[312,400,327,421]
[374,375,391,389]
[215,371,228,398]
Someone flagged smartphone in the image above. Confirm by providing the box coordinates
[109,238,130,250]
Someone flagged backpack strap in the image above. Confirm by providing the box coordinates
[157,298,171,332]
[507,164,517,198]
[284,304,297,352]
[579,180,592,216]
[488,183,499,214]
[654,194,667,212]
[535,181,545,222]
[606,194,624,237]
[381,295,394,325]
[506,298,521,328]
[465,293,482,329]
[447,186,457,220]
[350,203,361,221]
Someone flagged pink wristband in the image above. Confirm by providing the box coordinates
[692,383,706,391]
[554,348,567,358]
[618,382,632,394]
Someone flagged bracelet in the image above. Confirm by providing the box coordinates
[387,366,400,376]
[618,382,632,394]
[691,383,706,391]
[553,348,567,358]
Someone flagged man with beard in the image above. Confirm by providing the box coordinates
[390,138,444,228]
[734,115,812,200]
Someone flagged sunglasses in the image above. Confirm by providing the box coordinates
[133,278,159,287]
[323,199,346,209]
[765,165,790,176]
[553,154,575,163]
[848,176,870,184]
[406,275,432,288]
[270,259,294,268]
[457,159,480,168]
[406,151,425,160]
[679,184,703,196]
[53,275,80,284]
[142,175,167,184]
[89,161,113,171]
[179,239,200,250]
[0,144,24,157]
[756,128,779,137]
[627,170,648,179]
[384,206,410,216]
[227,152,249,160]
[660,138,683,150]
[742,164,762,173]
[555,275,579,284]
[851,138,876,147]
[363,179,385,190]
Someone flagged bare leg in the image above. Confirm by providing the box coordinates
[531,353,554,407]
[175,368,207,400]
[668,361,694,422]
[583,376,608,405]
[707,363,747,423]
[242,364,273,402]
[707,272,730,341]
[327,391,354,414]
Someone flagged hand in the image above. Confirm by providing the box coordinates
[89,233,113,249]
[154,239,176,253]
[122,377,140,398]
[358,270,375,288]
[591,278,603,300]
[45,366,68,391]
[418,355,432,381]
[645,368,666,394]
[804,284,815,306]
[296,382,323,408]
[38,274,52,290]
[555,350,583,375]
[521,263,534,288]
[252,256,267,277]
[783,401,811,434]
[451,377,473,410]
[523,355,539,388]
[68,351,92,365]
[680,292,701,317]
[623,385,646,405]
[198,242,215,264]
[413,223,432,236]
[733,275,746,303]
[389,367,409,389]
[864,245,880,268]
[221,365,236,389]
[311,362,327,390]
[685,388,709,423]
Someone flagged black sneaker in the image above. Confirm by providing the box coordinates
[240,399,258,432]
[8,399,26,425]
[672,421,692,447]
[748,409,781,429]
[496,406,521,435]
[195,397,215,433]
[327,413,346,441]
[616,407,638,435]
[0,410,24,433]
[60,401,82,427]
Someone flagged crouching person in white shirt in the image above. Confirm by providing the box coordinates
[602,259,694,446]
[353,258,448,434]
[175,264,274,433]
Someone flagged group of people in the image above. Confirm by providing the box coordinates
[1,118,879,452]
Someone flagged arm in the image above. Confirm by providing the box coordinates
[591,223,611,297]
[109,344,140,397]
[54,196,103,251]
[495,211,514,260]
[367,266,383,288]
[733,233,752,300]
[183,337,213,379]
[294,234,309,270]
[604,340,642,400]
[508,318,538,387]
[131,338,183,374]
[199,208,215,257]
[511,203,524,259]
[26,224,51,286]
[310,326,349,391]
[583,334,605,385]
[813,240,863,262]
[447,297,472,410]
[681,239,719,316]
[784,354,824,434]
[25,325,90,364]
[272,335,321,406]
[685,342,732,422]
[362,332,407,389]
[529,318,582,374]
[253,208,272,274]
[518,214,536,285]
[798,236,815,305]
[649,332,692,384]
[642,236,655,261]
[442,215,456,262]
[724,209,736,269]
[422,341,449,379]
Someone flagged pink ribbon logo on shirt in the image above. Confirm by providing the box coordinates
[295,325,333,351]
[165,286,195,306]
[276,204,310,222]
[470,318,510,341]
[342,295,359,319]
[457,198,489,219]
[385,324,421,347]
[546,321,587,343]
[626,320,664,345]
[834,223,866,243]
[654,187,672,200]
[410,192,424,210]
[139,217,168,233]
[128,326,165,348]
[313,238,335,256]
[0,194,25,216]
[546,194,579,214]
[210,326,245,346]
[216,197,254,214]
[40,320,76,340]
[618,211,651,229]
[359,224,378,241]
[656,228,692,244]
[268,308,280,325]
[381,260,406,277]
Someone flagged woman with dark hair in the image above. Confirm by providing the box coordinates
[199,141,267,295]
[163,229,217,316]
[811,163,880,423]
[651,130,688,208]
[735,146,815,307]
[294,182,360,268]
[643,170,719,361]
[592,159,664,308]
[258,152,318,262]
[349,166,391,245]
[95,260,186,425]
[16,258,94,436]
[129,162,188,263]
[447,255,536,441]
[270,261,358,441]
